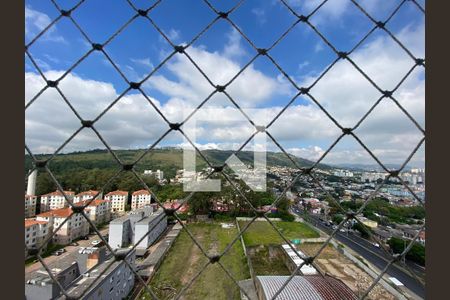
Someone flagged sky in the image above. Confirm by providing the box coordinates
[25,0,425,168]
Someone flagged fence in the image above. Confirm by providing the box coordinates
[25,0,425,299]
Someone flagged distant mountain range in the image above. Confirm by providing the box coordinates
[332,163,419,172]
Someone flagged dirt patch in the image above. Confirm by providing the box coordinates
[300,243,395,300]
[180,233,205,286]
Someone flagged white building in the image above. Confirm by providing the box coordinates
[75,199,111,225]
[36,207,89,245]
[361,172,388,183]
[108,206,166,256]
[25,194,37,218]
[73,190,102,204]
[105,190,128,213]
[143,169,164,181]
[333,169,354,177]
[40,190,75,212]
[25,219,51,255]
[131,189,152,210]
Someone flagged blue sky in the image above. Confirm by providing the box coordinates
[25,0,425,167]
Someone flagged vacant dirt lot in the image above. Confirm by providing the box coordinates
[299,243,395,300]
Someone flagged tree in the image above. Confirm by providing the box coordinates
[332,214,344,225]
[388,237,425,265]
[353,222,370,238]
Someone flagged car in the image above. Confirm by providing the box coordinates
[70,242,78,246]
[339,228,346,233]
[91,240,101,246]
[53,249,65,256]
[372,242,380,248]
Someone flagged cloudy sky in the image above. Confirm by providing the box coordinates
[25,0,425,167]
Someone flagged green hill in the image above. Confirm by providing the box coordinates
[24,148,330,196]
[25,148,329,175]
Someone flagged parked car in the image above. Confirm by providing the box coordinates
[70,242,78,246]
[372,242,380,248]
[91,240,101,246]
[53,249,65,256]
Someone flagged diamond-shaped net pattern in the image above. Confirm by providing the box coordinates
[24,0,425,299]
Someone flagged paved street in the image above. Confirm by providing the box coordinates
[293,210,425,299]
[25,227,109,277]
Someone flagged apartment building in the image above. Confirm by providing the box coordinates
[25,247,136,300]
[25,219,51,256]
[25,194,37,217]
[73,190,102,204]
[109,206,166,256]
[40,190,75,212]
[104,190,128,213]
[75,199,111,225]
[36,207,89,245]
[131,189,152,210]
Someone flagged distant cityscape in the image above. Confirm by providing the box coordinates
[24,160,425,300]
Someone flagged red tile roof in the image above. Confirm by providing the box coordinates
[75,199,109,207]
[25,219,48,228]
[41,190,75,197]
[105,190,128,196]
[75,190,99,197]
[37,207,73,218]
[132,189,151,196]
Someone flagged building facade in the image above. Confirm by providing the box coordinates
[75,199,111,225]
[131,189,152,210]
[25,219,51,256]
[36,208,89,245]
[40,190,75,212]
[108,206,166,255]
[74,190,102,204]
[25,194,37,217]
[104,190,128,213]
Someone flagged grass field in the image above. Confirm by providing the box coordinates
[247,245,291,275]
[146,223,250,300]
[239,220,319,247]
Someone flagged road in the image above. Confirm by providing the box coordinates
[293,209,425,299]
[25,227,109,277]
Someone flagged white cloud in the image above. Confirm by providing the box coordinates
[223,29,247,59]
[25,6,65,43]
[286,0,351,23]
[25,22,425,167]
[130,57,154,69]
[251,7,267,24]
